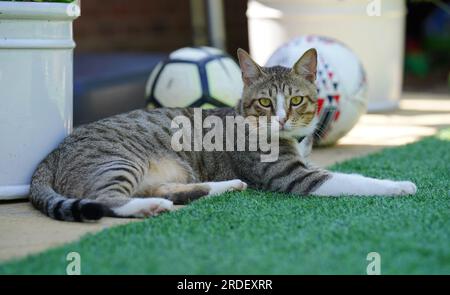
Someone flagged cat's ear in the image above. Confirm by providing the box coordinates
[237,48,264,86]
[292,48,317,83]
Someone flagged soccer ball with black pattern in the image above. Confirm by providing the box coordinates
[145,47,243,109]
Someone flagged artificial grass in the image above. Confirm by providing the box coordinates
[1,130,449,274]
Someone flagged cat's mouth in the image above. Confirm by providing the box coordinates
[279,117,319,139]
[277,120,295,132]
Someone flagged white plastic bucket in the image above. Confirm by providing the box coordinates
[247,0,406,111]
[0,2,80,200]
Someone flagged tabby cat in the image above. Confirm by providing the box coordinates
[30,48,417,222]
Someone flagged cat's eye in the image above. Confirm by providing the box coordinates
[290,96,304,106]
[258,98,272,108]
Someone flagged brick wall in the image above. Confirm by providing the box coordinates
[74,0,193,52]
[74,0,249,54]
[224,0,249,54]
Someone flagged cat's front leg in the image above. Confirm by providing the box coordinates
[311,172,417,197]
[297,135,313,161]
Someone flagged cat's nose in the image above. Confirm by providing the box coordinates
[278,117,287,127]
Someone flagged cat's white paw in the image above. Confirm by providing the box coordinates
[114,198,174,218]
[228,179,248,191]
[311,172,417,197]
[208,179,248,196]
[139,198,175,217]
[386,181,417,196]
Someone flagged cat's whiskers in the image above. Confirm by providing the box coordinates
[313,125,326,140]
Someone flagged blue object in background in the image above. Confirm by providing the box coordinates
[424,7,449,37]
[74,53,166,126]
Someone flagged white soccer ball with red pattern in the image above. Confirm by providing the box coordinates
[266,35,368,146]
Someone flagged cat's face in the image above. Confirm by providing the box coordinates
[237,48,318,138]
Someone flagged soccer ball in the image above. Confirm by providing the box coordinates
[145,46,243,109]
[266,35,368,146]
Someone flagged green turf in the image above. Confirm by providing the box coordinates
[1,130,449,274]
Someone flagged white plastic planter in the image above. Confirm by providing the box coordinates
[247,0,406,112]
[0,1,80,200]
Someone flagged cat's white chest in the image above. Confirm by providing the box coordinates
[296,136,313,161]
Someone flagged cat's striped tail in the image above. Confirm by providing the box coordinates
[29,151,105,222]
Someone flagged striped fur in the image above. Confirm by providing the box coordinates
[30,48,333,222]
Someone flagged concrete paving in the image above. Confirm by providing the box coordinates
[1,92,449,262]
